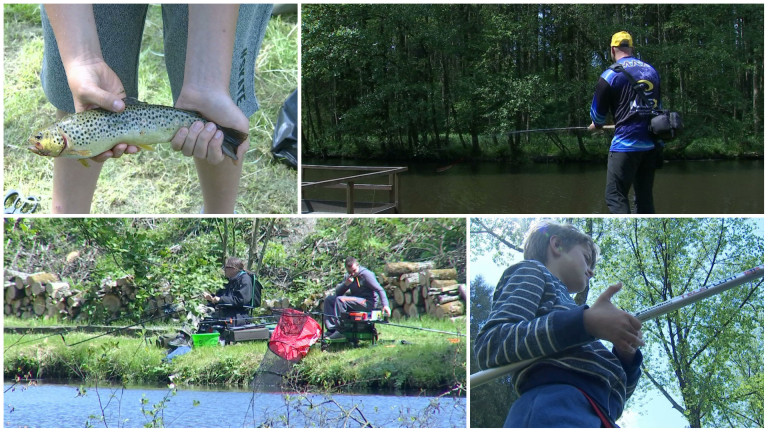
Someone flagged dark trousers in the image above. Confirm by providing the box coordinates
[504,384,604,427]
[323,295,370,332]
[605,149,657,214]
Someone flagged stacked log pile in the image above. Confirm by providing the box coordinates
[380,261,466,320]
[4,269,169,319]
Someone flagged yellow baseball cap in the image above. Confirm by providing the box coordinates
[611,31,633,47]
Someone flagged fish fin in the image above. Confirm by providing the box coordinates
[78,159,91,168]
[123,97,147,106]
[137,144,155,152]
[218,125,249,161]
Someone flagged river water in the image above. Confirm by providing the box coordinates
[3,382,465,428]
[302,159,763,214]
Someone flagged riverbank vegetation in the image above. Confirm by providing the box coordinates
[302,4,763,163]
[4,4,298,214]
[5,315,465,391]
[4,217,466,392]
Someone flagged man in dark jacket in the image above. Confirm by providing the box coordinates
[589,31,661,214]
[205,257,253,326]
[323,256,391,339]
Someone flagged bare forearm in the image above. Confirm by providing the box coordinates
[44,5,102,67]
[183,5,239,94]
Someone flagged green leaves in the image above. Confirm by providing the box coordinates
[471,217,764,427]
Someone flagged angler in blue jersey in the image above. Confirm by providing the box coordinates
[589,31,661,214]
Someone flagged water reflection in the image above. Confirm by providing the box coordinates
[303,159,763,214]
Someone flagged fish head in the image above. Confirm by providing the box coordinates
[28,126,67,157]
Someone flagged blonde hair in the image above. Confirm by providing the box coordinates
[523,221,599,269]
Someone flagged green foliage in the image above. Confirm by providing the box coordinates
[303,4,763,162]
[471,217,764,427]
[468,274,517,428]
[4,4,42,25]
[263,242,288,268]
[140,387,177,428]
[5,217,465,324]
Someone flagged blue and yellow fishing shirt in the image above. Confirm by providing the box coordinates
[590,56,661,152]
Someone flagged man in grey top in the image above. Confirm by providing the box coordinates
[323,257,391,339]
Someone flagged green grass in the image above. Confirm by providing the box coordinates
[4,316,467,392]
[3,5,297,214]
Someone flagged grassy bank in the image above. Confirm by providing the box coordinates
[4,4,297,214]
[4,317,466,392]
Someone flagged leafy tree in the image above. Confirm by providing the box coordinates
[470,217,764,427]
[302,4,763,161]
[3,218,466,324]
[595,218,764,427]
[469,274,515,428]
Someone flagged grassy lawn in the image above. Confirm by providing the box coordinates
[4,5,297,214]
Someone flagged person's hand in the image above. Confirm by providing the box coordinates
[584,282,645,353]
[203,293,214,302]
[343,274,354,286]
[171,88,249,165]
[614,329,643,365]
[64,58,141,162]
[382,306,391,317]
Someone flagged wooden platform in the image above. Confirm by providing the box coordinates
[301,199,397,214]
[301,165,407,214]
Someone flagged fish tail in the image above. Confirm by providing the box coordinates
[218,126,249,161]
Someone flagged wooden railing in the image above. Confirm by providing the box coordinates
[301,165,408,214]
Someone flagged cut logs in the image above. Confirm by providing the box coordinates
[379,261,466,320]
[3,269,174,320]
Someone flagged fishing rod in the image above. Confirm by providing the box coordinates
[4,304,185,351]
[65,304,185,347]
[470,264,764,388]
[312,311,465,337]
[506,125,615,135]
[375,320,465,337]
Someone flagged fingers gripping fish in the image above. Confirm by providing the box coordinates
[28,98,248,163]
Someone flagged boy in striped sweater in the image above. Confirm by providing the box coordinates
[475,221,644,427]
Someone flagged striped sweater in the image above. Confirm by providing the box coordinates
[475,260,642,422]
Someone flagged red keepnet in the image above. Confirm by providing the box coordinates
[268,309,321,362]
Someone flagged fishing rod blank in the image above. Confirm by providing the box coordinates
[506,125,615,135]
[375,321,465,337]
[470,265,764,388]
[65,304,186,347]
[311,311,465,337]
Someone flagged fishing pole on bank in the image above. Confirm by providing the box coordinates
[311,311,465,337]
[4,303,185,351]
[470,264,764,388]
[375,321,465,337]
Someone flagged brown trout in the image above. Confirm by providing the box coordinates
[28,98,248,161]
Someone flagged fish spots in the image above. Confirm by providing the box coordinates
[51,102,204,156]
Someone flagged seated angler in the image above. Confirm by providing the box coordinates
[323,257,391,339]
[204,257,254,327]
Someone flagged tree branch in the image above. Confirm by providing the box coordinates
[472,219,522,252]
[642,367,686,415]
